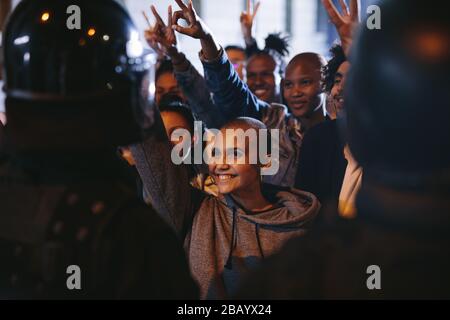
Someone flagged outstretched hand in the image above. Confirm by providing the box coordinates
[172,0,211,40]
[143,5,178,57]
[322,0,360,55]
[240,0,260,43]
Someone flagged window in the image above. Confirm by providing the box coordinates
[285,0,292,34]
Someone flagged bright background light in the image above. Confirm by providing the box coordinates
[125,0,379,72]
[0,0,378,113]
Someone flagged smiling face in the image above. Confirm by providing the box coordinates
[283,54,325,119]
[330,61,351,116]
[246,54,278,103]
[208,126,261,196]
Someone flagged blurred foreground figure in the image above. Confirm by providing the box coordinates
[0,0,197,299]
[237,0,450,299]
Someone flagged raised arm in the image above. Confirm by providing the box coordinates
[240,0,261,57]
[322,0,360,56]
[129,103,201,239]
[171,0,269,121]
[144,5,223,128]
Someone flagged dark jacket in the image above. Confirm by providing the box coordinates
[295,119,347,219]
[0,152,198,299]
[173,55,224,130]
[236,182,450,299]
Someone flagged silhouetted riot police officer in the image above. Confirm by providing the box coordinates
[236,0,450,299]
[0,0,198,299]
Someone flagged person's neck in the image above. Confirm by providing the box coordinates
[230,185,273,213]
[300,108,326,131]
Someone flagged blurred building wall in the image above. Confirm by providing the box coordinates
[125,0,329,71]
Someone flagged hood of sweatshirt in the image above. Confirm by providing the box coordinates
[186,183,320,299]
[217,183,320,228]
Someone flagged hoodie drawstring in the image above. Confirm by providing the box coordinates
[224,194,269,269]
[224,206,237,270]
[255,224,265,259]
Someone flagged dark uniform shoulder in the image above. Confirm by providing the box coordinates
[98,197,198,299]
[0,170,198,299]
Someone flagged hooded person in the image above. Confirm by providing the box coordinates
[162,0,329,188]
[130,112,319,299]
[236,0,450,299]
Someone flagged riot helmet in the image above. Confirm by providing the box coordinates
[2,0,157,152]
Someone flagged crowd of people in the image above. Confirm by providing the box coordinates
[0,0,449,299]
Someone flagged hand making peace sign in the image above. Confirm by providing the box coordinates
[240,0,261,43]
[143,5,177,56]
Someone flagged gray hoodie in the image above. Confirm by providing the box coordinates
[130,113,320,299]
